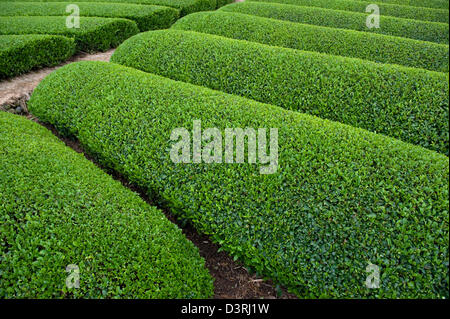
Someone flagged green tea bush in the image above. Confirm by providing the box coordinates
[0,34,75,78]
[172,11,449,72]
[0,111,214,298]
[354,0,449,9]
[220,1,449,44]
[0,16,139,52]
[28,61,449,298]
[0,0,216,16]
[247,0,449,23]
[111,30,449,155]
[0,2,180,31]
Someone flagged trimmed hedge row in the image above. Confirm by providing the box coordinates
[0,0,216,16]
[0,111,214,298]
[216,0,235,9]
[111,30,449,155]
[29,61,450,298]
[247,0,449,24]
[354,0,449,10]
[220,1,449,44]
[0,35,75,78]
[0,2,180,32]
[172,11,449,72]
[0,16,139,52]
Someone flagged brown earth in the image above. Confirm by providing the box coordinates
[0,50,115,109]
[1,47,297,299]
[31,118,298,300]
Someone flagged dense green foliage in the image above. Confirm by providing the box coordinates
[216,0,234,8]
[0,2,180,31]
[353,0,449,9]
[0,34,75,78]
[220,1,449,44]
[112,30,449,155]
[0,0,216,16]
[247,0,449,23]
[0,16,139,52]
[29,61,449,298]
[0,111,214,298]
[172,11,449,72]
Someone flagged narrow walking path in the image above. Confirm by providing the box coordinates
[1,45,296,299]
[0,49,115,110]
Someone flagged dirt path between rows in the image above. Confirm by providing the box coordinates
[0,50,115,109]
[47,115,295,299]
[50,122,294,299]
[1,47,297,299]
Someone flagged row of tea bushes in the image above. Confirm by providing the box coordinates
[246,0,449,23]
[28,61,450,298]
[0,0,218,16]
[0,0,224,78]
[111,30,449,155]
[357,0,449,9]
[0,34,75,78]
[219,1,449,44]
[0,111,214,298]
[172,11,449,72]
[0,16,139,52]
[0,2,180,31]
[216,0,234,8]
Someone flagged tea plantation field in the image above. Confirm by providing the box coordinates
[1,0,448,299]
[0,0,233,77]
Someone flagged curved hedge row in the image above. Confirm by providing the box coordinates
[0,35,75,78]
[220,2,449,44]
[247,0,449,23]
[216,0,235,8]
[0,16,139,52]
[0,2,180,32]
[172,11,449,72]
[111,30,449,155]
[0,0,216,16]
[0,111,214,298]
[354,0,449,9]
[29,61,450,298]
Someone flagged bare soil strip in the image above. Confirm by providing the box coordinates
[30,116,297,299]
[0,47,297,298]
[0,50,115,108]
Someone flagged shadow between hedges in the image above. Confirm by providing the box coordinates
[15,108,297,299]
